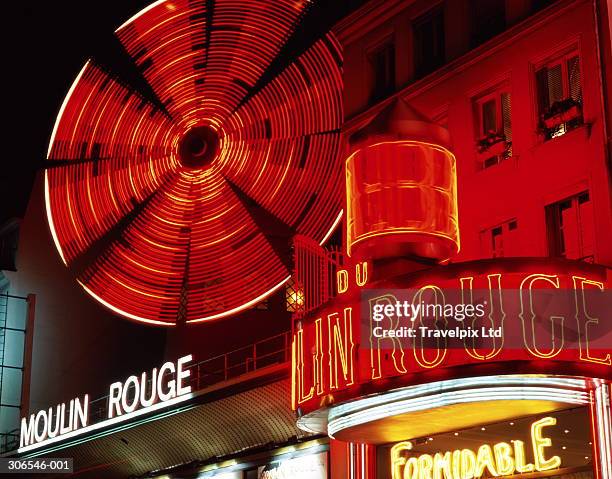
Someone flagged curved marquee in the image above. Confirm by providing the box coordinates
[45,0,344,325]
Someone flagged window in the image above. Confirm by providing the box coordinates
[546,191,594,262]
[368,40,395,102]
[470,0,506,47]
[480,219,518,258]
[535,51,583,140]
[0,281,27,453]
[413,7,445,78]
[474,87,512,168]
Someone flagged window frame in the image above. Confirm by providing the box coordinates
[532,45,584,141]
[480,218,518,258]
[545,190,594,262]
[476,92,502,137]
[412,5,446,79]
[469,0,506,48]
[472,81,512,169]
[366,35,396,103]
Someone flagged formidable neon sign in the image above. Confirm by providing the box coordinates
[292,260,610,412]
[390,417,562,479]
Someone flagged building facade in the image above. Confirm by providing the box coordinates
[0,0,610,478]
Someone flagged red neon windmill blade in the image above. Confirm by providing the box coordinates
[45,0,344,326]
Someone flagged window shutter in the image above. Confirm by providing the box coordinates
[545,203,562,256]
[501,92,512,157]
[501,92,512,141]
[560,200,579,259]
[536,67,549,114]
[547,64,563,105]
[577,192,594,260]
[567,56,582,103]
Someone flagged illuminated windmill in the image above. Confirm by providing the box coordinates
[44,0,344,325]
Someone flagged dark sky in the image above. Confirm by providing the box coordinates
[2,1,152,224]
[1,0,365,226]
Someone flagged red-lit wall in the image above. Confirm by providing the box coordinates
[4,0,611,433]
[339,0,612,267]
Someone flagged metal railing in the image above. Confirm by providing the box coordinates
[85,331,291,425]
[293,235,344,319]
[2,331,291,453]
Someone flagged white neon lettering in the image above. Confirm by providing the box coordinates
[108,382,122,419]
[177,355,193,396]
[158,362,176,402]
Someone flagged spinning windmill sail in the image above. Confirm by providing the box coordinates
[45,0,344,325]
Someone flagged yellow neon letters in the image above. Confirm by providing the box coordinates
[391,417,561,479]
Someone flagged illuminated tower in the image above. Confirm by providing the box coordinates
[346,98,459,264]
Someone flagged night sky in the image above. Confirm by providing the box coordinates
[2,0,365,225]
[3,1,152,224]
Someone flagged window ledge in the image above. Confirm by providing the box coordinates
[532,123,590,150]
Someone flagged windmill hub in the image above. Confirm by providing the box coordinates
[178,126,219,168]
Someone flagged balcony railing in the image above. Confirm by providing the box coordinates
[2,331,291,453]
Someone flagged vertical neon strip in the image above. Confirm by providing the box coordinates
[361,443,367,479]
[591,381,612,479]
[590,389,601,479]
[348,442,355,479]
[355,443,361,479]
[291,336,296,410]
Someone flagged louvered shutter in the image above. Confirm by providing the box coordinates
[547,64,563,105]
[501,93,512,139]
[577,192,594,260]
[567,56,582,103]
[560,200,579,259]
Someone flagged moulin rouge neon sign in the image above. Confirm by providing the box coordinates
[20,355,193,452]
[292,260,611,411]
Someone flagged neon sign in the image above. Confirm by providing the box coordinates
[292,259,611,412]
[345,140,459,262]
[391,417,562,479]
[20,355,193,451]
[44,0,344,326]
[258,452,328,479]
